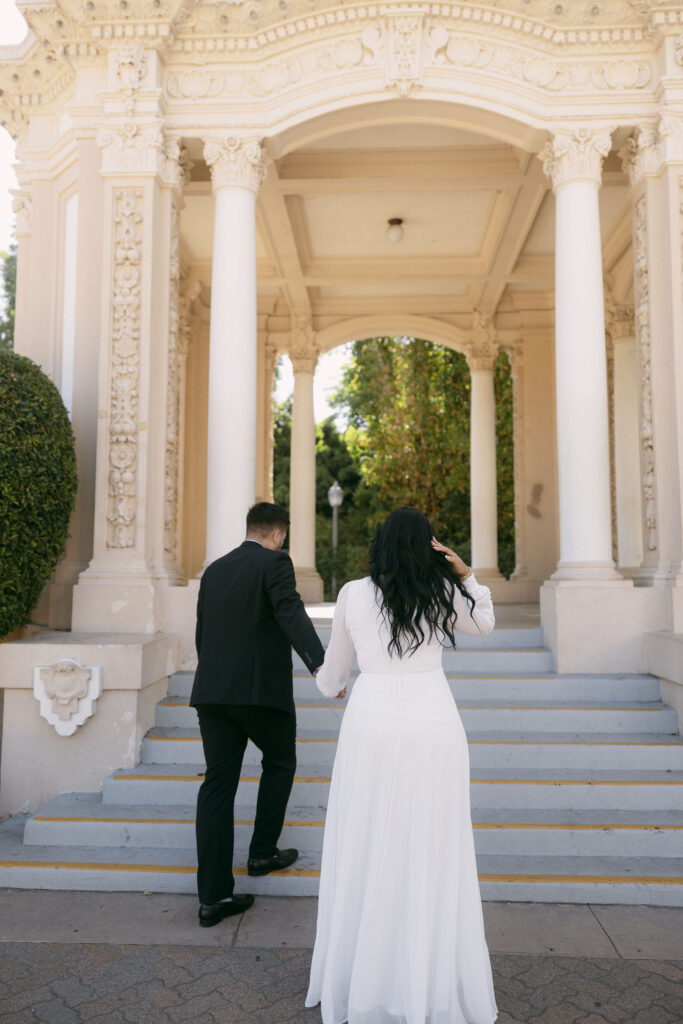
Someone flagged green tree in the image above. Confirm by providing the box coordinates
[331,337,472,545]
[0,241,17,354]
[272,336,516,596]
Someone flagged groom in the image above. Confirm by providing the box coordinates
[191,501,326,927]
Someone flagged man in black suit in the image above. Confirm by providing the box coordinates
[191,501,326,927]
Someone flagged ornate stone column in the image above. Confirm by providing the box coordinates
[202,137,266,565]
[466,313,502,581]
[288,313,324,602]
[620,119,683,602]
[540,129,620,581]
[605,303,642,573]
[257,337,278,503]
[72,115,188,632]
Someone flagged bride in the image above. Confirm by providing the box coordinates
[305,508,498,1024]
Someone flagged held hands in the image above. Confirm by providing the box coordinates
[315,665,346,700]
[431,536,471,578]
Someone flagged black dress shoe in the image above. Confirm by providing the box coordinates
[247,848,299,876]
[198,892,255,927]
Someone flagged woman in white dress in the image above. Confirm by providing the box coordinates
[305,508,498,1024]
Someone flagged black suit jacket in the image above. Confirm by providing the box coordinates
[190,541,325,713]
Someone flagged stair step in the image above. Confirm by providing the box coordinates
[309,624,546,650]
[168,671,663,702]
[24,794,683,858]
[154,696,679,735]
[139,727,683,770]
[102,762,683,811]
[3,816,682,905]
[292,649,555,673]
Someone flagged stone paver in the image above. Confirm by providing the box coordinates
[0,943,682,1023]
[1,892,682,1023]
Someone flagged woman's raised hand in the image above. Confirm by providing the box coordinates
[431,536,471,578]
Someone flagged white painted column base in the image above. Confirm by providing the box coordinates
[540,578,667,675]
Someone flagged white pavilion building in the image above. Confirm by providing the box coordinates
[0,0,681,903]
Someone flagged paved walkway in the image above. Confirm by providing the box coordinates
[0,892,682,1024]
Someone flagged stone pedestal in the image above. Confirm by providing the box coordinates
[0,633,179,816]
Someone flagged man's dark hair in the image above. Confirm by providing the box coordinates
[246,501,290,536]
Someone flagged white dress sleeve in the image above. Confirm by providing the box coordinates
[452,573,495,637]
[316,581,355,698]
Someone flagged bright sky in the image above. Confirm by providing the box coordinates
[0,0,351,419]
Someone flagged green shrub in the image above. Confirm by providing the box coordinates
[0,352,77,637]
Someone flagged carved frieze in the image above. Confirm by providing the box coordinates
[539,128,612,190]
[204,137,267,192]
[34,659,102,737]
[106,187,143,549]
[632,195,657,553]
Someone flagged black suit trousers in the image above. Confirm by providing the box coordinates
[195,703,297,904]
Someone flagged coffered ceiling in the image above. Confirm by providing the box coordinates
[180,120,634,332]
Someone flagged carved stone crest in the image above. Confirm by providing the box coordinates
[34,659,102,737]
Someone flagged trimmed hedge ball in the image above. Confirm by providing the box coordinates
[0,351,77,637]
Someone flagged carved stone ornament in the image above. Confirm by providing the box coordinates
[164,196,181,560]
[387,14,424,97]
[289,312,319,374]
[203,137,267,193]
[619,125,661,187]
[633,194,657,552]
[467,311,498,372]
[34,659,102,737]
[10,191,32,236]
[620,117,683,188]
[539,128,612,190]
[98,121,164,175]
[107,187,144,549]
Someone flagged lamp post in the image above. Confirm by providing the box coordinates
[327,479,344,599]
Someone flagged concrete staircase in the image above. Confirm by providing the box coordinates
[2,620,683,905]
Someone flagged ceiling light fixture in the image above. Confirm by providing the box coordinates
[386,217,404,243]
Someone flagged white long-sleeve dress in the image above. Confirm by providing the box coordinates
[305,575,498,1024]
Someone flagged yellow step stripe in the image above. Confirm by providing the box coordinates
[145,736,682,747]
[113,773,683,785]
[1,861,681,885]
[166,700,663,712]
[30,816,683,831]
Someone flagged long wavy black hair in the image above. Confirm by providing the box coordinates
[369,507,476,657]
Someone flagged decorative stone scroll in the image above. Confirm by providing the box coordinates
[466,311,498,372]
[106,187,143,549]
[203,137,267,193]
[632,195,657,552]
[289,312,319,374]
[34,659,102,737]
[539,128,612,190]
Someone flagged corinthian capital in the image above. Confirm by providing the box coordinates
[618,124,661,188]
[539,128,612,190]
[203,137,267,194]
[466,311,497,372]
[289,312,318,374]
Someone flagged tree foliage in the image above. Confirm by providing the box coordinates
[0,242,17,354]
[0,352,78,637]
[273,336,516,598]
